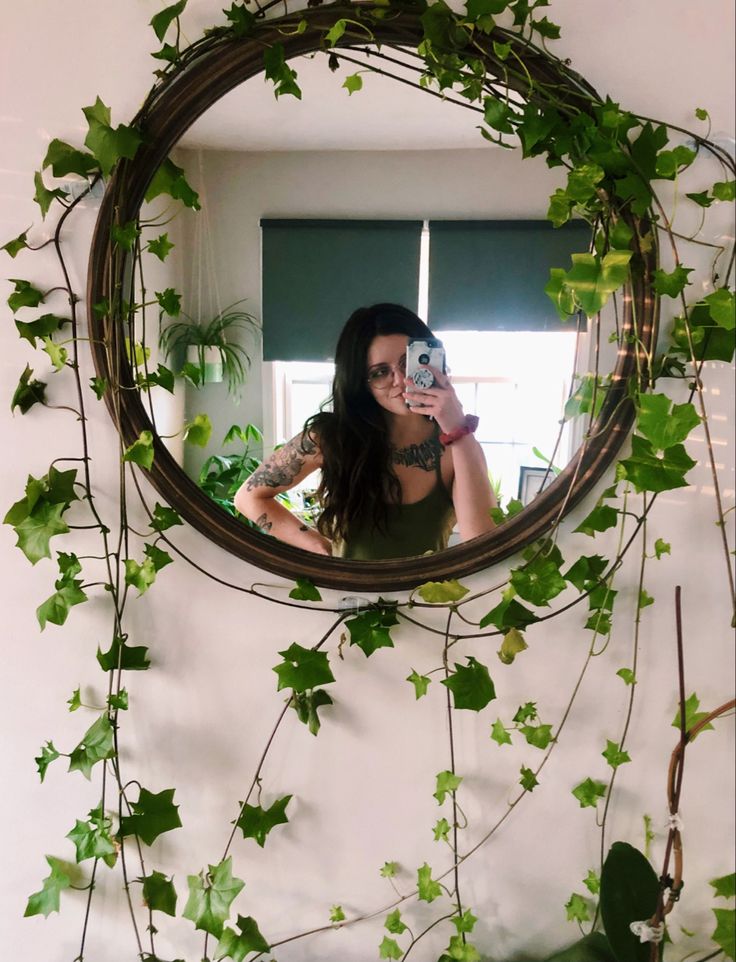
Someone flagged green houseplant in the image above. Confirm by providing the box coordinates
[159,301,260,394]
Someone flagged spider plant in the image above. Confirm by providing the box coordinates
[159,301,260,395]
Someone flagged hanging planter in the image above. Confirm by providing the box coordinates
[186,344,224,384]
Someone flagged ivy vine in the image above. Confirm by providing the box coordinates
[4,1,735,961]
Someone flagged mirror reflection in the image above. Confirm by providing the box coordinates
[136,50,610,560]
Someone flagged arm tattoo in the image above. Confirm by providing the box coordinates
[391,436,444,471]
[255,512,273,534]
[246,433,314,491]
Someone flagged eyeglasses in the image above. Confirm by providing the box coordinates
[366,355,407,390]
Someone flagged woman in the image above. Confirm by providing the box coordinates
[234,304,496,559]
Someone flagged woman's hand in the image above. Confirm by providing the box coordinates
[403,366,466,435]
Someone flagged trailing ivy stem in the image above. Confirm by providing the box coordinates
[442,609,464,929]
[593,493,648,928]
[650,188,736,613]
[401,912,455,960]
[218,612,348,863]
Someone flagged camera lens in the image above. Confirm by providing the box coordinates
[418,353,430,365]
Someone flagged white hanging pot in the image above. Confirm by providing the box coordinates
[187,344,223,384]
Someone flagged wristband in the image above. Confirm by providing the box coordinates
[439,414,479,446]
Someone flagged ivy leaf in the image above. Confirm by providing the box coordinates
[137,363,176,394]
[483,96,515,135]
[325,18,347,44]
[490,719,512,746]
[215,915,270,960]
[417,579,469,603]
[602,739,631,769]
[41,336,68,372]
[564,554,608,592]
[343,73,363,95]
[180,361,204,387]
[510,552,566,606]
[713,180,736,202]
[497,627,528,665]
[616,668,636,686]
[42,138,99,178]
[83,96,142,177]
[671,300,735,362]
[573,504,618,538]
[35,740,59,782]
[441,657,496,711]
[572,777,607,808]
[7,278,44,313]
[144,542,173,571]
[151,0,187,41]
[150,502,182,532]
[123,430,155,470]
[561,250,633,318]
[712,909,735,961]
[654,145,696,179]
[12,500,69,565]
[288,577,322,601]
[345,605,398,657]
[111,220,140,251]
[434,770,463,804]
[654,538,671,560]
[183,413,213,447]
[672,692,714,739]
[584,869,601,895]
[146,234,175,261]
[145,158,200,210]
[686,190,714,208]
[533,15,560,38]
[711,873,736,899]
[653,265,693,298]
[90,376,108,399]
[513,702,537,724]
[417,863,442,903]
[519,766,539,791]
[273,643,335,693]
[520,723,553,750]
[564,373,607,421]
[637,394,700,450]
[66,809,117,866]
[33,172,68,218]
[119,787,182,846]
[235,795,291,848]
[97,635,151,672]
[11,364,47,414]
[378,936,403,960]
[182,857,245,939]
[566,163,605,203]
[290,689,333,736]
[125,557,158,595]
[452,909,478,934]
[263,43,302,100]
[380,861,398,878]
[329,904,345,923]
[141,870,178,916]
[16,313,69,347]
[24,856,72,917]
[705,288,735,330]
[37,578,87,629]
[565,892,591,923]
[638,589,654,610]
[479,593,538,630]
[407,669,431,699]
[618,435,696,493]
[156,287,182,316]
[224,2,256,38]
[2,228,30,257]
[68,714,115,779]
[108,689,129,711]
[433,818,451,842]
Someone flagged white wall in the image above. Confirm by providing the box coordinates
[1,3,734,961]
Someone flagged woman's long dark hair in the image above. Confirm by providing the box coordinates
[305,303,435,542]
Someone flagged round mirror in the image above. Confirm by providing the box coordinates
[87,5,656,589]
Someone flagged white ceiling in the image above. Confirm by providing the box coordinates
[179,48,494,151]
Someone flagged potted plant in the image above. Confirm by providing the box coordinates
[159,301,260,395]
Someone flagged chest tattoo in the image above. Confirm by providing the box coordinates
[391,437,444,471]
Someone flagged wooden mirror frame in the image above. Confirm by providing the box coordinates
[87,3,657,590]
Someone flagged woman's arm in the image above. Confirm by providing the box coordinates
[233,432,332,555]
[404,369,497,540]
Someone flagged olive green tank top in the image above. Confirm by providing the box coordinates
[340,461,455,561]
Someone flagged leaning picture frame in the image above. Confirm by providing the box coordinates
[518,465,554,506]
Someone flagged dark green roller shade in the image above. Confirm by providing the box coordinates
[262,219,423,361]
[428,219,592,331]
